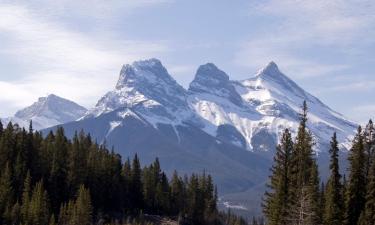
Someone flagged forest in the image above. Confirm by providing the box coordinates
[0,101,374,225]
[263,101,375,225]
[0,120,252,225]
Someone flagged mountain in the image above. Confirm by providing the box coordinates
[2,94,87,130]
[189,61,356,153]
[45,58,357,215]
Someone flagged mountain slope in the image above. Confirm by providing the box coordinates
[44,59,357,215]
[3,94,87,130]
[188,61,357,153]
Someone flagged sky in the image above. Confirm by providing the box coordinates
[0,0,374,124]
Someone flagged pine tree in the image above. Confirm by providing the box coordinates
[263,129,293,225]
[0,123,15,171]
[364,120,375,180]
[344,126,367,225]
[21,171,32,224]
[71,185,92,225]
[289,101,321,225]
[0,164,14,223]
[121,157,132,210]
[28,180,50,225]
[0,120,3,137]
[130,154,143,211]
[358,152,375,225]
[48,127,68,212]
[324,133,343,225]
[170,171,185,215]
[9,201,21,225]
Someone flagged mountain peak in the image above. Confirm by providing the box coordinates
[189,63,243,106]
[9,94,87,130]
[116,58,171,90]
[92,59,188,116]
[189,63,229,92]
[257,61,281,77]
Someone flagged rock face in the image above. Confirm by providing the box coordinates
[3,94,87,130]
[44,59,357,215]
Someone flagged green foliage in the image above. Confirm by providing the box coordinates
[263,129,293,225]
[0,121,240,225]
[358,143,375,225]
[288,101,321,225]
[344,126,367,225]
[263,103,375,225]
[28,180,50,225]
[324,133,343,225]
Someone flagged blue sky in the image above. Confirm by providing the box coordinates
[0,0,374,123]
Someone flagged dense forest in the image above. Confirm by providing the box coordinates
[263,101,375,225]
[1,101,374,225]
[0,120,257,225]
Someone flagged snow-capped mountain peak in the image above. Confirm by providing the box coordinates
[84,59,356,153]
[257,61,280,77]
[87,59,194,126]
[189,63,243,106]
[116,58,174,90]
[3,94,87,130]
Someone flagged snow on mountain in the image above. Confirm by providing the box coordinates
[234,62,357,151]
[43,58,358,215]
[2,94,87,130]
[189,61,357,151]
[85,58,199,129]
[84,58,357,153]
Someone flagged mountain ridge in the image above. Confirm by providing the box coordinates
[41,59,357,215]
[2,94,87,130]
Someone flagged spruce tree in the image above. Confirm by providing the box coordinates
[21,171,31,224]
[364,120,375,179]
[71,185,92,225]
[170,171,185,215]
[324,133,343,225]
[358,152,375,225]
[130,154,143,211]
[344,126,366,225]
[0,164,14,223]
[28,180,50,225]
[289,101,320,225]
[263,128,293,225]
[0,120,3,137]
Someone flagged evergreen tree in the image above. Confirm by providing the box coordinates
[48,127,69,212]
[324,133,343,225]
[130,154,143,211]
[28,180,50,225]
[9,201,21,225]
[358,152,375,225]
[0,120,3,137]
[288,101,321,225]
[71,185,92,225]
[344,126,367,225]
[170,171,185,215]
[21,171,32,224]
[263,129,293,225]
[0,164,14,223]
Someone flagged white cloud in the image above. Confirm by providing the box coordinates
[235,0,375,78]
[352,104,375,124]
[0,2,170,117]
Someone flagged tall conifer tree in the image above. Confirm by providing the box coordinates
[289,101,321,225]
[344,126,366,225]
[358,152,375,225]
[324,133,343,225]
[263,129,293,225]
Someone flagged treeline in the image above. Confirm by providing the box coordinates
[263,101,375,225]
[0,121,247,225]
